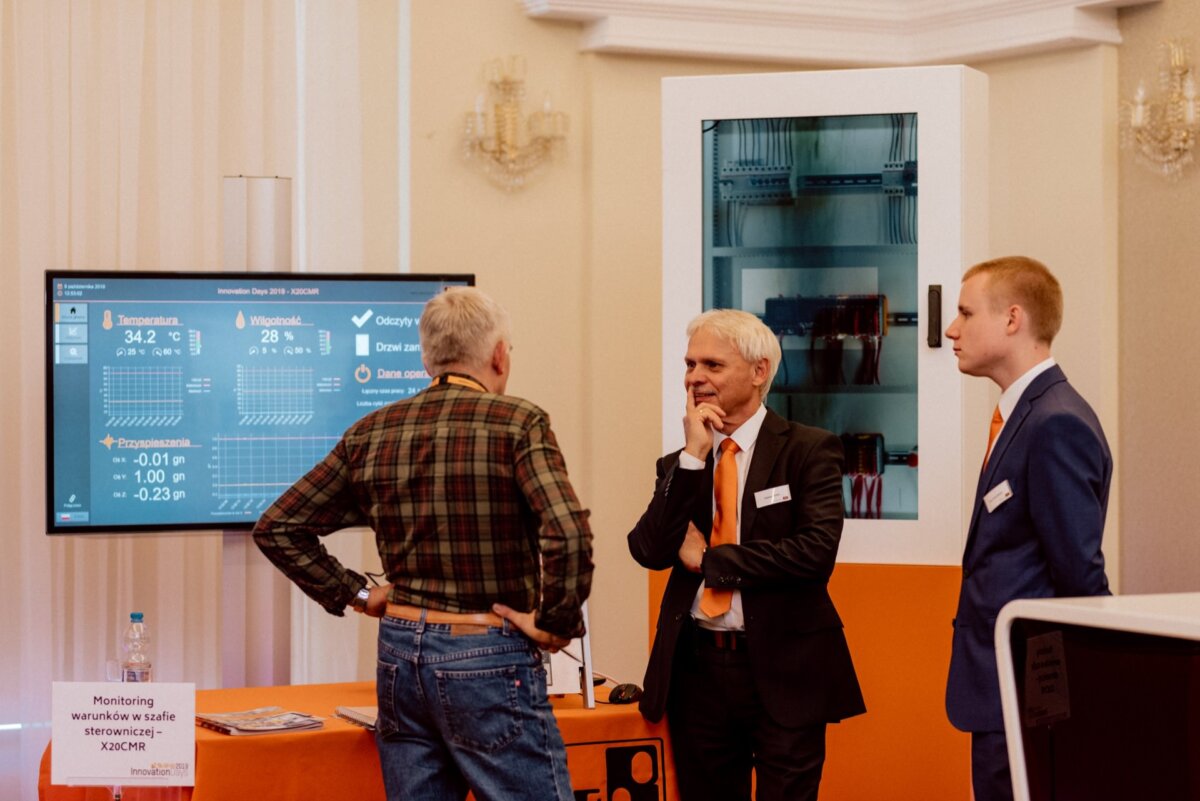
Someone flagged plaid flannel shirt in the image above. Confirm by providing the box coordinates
[252,378,594,639]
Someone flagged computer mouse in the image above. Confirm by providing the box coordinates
[608,683,643,704]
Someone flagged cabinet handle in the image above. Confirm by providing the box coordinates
[927,285,942,348]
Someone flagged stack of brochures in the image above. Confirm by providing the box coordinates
[333,705,378,731]
[195,706,324,736]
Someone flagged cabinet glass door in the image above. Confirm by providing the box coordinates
[702,113,918,520]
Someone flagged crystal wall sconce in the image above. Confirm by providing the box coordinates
[463,56,568,191]
[1121,39,1199,180]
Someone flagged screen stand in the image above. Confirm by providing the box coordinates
[544,601,595,709]
[221,531,291,688]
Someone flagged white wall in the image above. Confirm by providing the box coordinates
[1116,1,1200,595]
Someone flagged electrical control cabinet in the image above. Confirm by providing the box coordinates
[662,67,988,564]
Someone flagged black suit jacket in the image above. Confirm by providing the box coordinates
[627,408,866,727]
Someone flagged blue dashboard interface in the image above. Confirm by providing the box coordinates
[47,271,471,533]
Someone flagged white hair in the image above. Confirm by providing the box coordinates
[419,287,511,373]
[687,309,781,398]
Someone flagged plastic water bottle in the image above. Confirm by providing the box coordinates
[121,612,152,683]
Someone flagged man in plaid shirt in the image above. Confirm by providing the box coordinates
[254,286,593,801]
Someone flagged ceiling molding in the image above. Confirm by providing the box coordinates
[521,0,1159,66]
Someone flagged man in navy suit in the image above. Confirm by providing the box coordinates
[945,256,1112,801]
[628,309,865,801]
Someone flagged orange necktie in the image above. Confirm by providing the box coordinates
[982,406,1003,470]
[699,438,739,618]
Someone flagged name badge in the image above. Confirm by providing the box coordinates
[754,484,792,508]
[984,480,1013,513]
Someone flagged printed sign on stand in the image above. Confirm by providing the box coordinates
[51,682,195,787]
[1021,631,1071,727]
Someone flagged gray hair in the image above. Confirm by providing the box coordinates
[687,309,781,399]
[419,287,511,374]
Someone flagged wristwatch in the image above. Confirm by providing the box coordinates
[349,586,370,613]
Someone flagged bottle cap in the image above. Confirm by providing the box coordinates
[130,612,144,622]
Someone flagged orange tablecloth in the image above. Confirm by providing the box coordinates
[39,681,676,801]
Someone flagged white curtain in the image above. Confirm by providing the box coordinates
[0,2,397,798]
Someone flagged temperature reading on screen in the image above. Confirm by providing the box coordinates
[124,329,157,345]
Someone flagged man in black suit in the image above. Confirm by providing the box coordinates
[627,309,865,801]
[945,256,1111,801]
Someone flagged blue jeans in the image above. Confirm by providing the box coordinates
[374,612,574,801]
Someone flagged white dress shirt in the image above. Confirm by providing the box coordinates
[986,357,1056,463]
[677,403,767,631]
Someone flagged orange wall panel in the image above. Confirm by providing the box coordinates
[646,562,970,800]
[823,563,970,800]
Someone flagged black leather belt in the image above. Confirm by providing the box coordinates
[693,627,747,651]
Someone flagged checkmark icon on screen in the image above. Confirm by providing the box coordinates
[352,309,373,328]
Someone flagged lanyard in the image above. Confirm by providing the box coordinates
[432,373,488,393]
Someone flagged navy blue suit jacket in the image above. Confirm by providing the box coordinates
[628,409,865,728]
[946,365,1112,732]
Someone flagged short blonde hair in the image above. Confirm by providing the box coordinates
[687,309,781,398]
[419,287,511,373]
[964,256,1063,344]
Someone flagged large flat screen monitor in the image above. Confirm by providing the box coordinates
[46,270,473,534]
